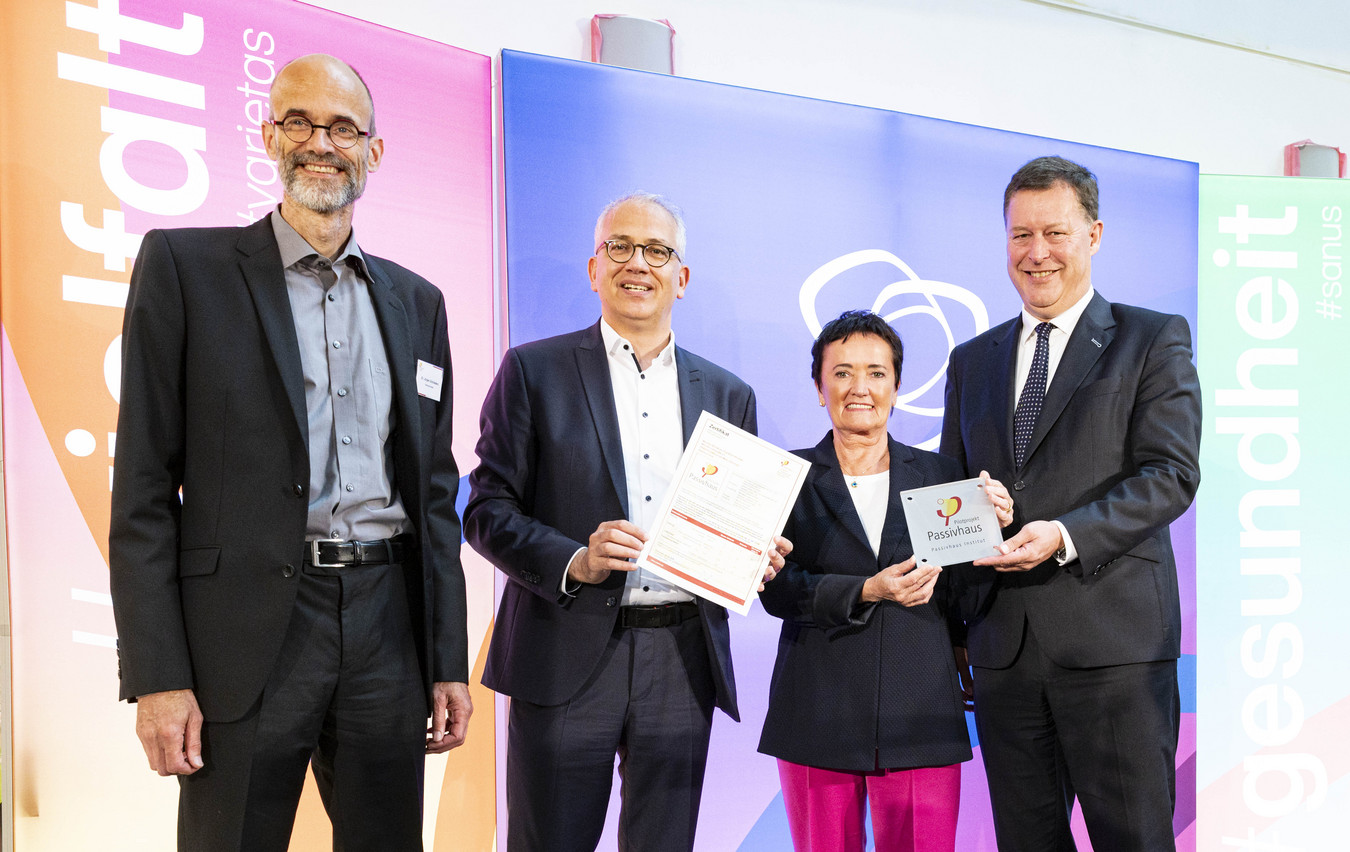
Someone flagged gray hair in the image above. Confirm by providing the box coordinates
[593,192,687,258]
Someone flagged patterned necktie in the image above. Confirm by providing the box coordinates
[1013,321,1053,468]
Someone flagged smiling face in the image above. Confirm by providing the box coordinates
[817,333,898,439]
[588,200,688,338]
[262,55,382,216]
[1005,181,1102,321]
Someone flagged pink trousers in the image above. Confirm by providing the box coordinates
[777,759,961,852]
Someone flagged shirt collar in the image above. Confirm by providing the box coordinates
[599,318,677,369]
[269,208,368,280]
[1021,287,1094,341]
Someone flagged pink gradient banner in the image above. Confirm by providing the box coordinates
[0,1,495,848]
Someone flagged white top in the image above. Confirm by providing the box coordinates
[844,470,889,558]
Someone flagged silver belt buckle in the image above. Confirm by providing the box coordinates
[309,538,346,568]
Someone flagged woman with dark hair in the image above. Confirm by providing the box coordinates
[758,310,1014,851]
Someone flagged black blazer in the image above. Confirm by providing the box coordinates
[940,292,1201,670]
[757,433,973,772]
[109,215,468,721]
[464,322,755,719]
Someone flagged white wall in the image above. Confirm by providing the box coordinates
[310,0,1350,176]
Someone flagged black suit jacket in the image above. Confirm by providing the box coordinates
[464,322,755,720]
[109,215,468,722]
[757,434,972,771]
[940,291,1201,670]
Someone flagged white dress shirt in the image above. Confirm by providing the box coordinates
[562,320,694,605]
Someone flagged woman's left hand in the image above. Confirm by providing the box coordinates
[981,470,1015,529]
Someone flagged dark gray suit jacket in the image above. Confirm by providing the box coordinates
[940,291,1201,670]
[109,215,468,721]
[464,321,755,719]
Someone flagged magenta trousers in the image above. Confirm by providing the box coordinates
[777,759,961,852]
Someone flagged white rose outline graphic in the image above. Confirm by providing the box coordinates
[800,249,989,444]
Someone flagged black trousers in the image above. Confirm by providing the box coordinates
[504,616,716,852]
[178,561,427,852]
[974,620,1179,852]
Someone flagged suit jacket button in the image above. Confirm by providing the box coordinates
[293,484,304,496]
[606,596,617,607]
[1013,480,1025,491]
[283,564,295,578]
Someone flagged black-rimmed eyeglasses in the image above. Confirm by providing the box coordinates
[271,116,370,149]
[596,240,680,268]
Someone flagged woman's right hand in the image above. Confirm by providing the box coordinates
[859,556,941,606]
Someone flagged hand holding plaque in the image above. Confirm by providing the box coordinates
[899,477,1005,566]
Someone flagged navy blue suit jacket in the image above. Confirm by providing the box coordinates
[940,292,1201,670]
[465,321,755,719]
[758,433,972,771]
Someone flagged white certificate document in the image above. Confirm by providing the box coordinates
[636,411,810,615]
[900,477,1004,566]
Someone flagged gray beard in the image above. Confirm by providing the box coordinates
[280,154,364,214]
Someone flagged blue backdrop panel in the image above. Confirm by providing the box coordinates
[500,49,1198,850]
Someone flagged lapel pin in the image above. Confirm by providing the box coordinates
[1091,338,1102,348]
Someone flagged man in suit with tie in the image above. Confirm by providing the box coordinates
[110,54,471,850]
[465,192,788,851]
[940,156,1201,850]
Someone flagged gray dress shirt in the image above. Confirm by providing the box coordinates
[271,211,407,541]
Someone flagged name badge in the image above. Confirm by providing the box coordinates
[416,359,443,401]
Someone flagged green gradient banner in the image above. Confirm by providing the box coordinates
[1197,175,1349,849]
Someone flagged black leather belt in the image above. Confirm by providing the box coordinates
[618,601,698,629]
[304,535,413,568]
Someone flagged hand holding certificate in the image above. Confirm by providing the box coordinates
[636,411,809,615]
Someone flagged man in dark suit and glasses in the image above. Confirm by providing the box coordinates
[465,192,788,851]
[110,53,472,851]
[941,156,1201,851]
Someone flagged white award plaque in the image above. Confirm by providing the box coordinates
[899,477,1004,566]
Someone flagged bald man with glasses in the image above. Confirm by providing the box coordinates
[111,54,471,851]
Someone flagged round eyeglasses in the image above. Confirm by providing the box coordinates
[596,239,680,268]
[271,116,370,149]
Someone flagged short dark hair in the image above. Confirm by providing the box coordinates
[1003,156,1098,222]
[810,310,904,389]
